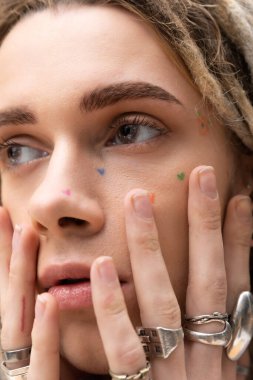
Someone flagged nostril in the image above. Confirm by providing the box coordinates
[58,217,86,228]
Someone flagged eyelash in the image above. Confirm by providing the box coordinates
[107,113,168,146]
[0,113,168,171]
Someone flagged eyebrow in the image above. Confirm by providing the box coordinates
[0,107,37,127]
[80,81,182,112]
[0,82,182,127]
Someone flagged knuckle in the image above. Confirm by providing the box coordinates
[114,343,143,368]
[136,232,160,253]
[188,275,227,305]
[101,293,125,317]
[232,229,252,249]
[142,295,181,323]
[201,209,221,231]
[211,277,227,303]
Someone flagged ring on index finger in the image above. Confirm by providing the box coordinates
[136,326,184,359]
[1,346,31,379]
[1,362,29,380]
[2,346,31,366]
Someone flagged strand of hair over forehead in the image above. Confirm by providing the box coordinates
[137,0,253,151]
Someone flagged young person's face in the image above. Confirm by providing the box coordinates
[0,5,242,374]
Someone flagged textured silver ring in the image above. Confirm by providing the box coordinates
[109,361,151,380]
[184,321,232,347]
[136,326,184,359]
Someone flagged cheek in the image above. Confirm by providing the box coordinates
[154,176,189,307]
[1,180,31,226]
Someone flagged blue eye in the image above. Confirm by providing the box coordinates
[0,143,48,167]
[108,114,166,146]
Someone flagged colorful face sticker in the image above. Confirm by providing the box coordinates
[195,109,210,136]
[177,172,185,181]
[62,189,71,196]
[96,168,105,176]
[149,192,155,204]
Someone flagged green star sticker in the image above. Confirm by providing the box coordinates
[177,172,185,181]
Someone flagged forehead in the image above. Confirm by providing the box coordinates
[0,6,167,81]
[0,5,199,110]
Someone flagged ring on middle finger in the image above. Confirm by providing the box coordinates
[136,326,184,359]
[183,312,232,347]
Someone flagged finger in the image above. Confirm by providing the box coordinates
[222,195,252,379]
[186,166,226,379]
[28,293,60,380]
[224,195,252,310]
[0,207,14,315]
[1,225,39,350]
[91,256,147,377]
[124,189,186,380]
[236,350,251,380]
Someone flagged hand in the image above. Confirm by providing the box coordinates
[0,165,252,380]
[0,212,60,379]
[91,165,253,380]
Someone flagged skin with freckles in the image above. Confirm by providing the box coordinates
[0,4,250,379]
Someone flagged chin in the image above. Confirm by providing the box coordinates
[59,315,109,375]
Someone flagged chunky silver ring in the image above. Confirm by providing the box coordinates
[109,361,151,380]
[183,321,232,346]
[185,312,229,325]
[227,291,253,361]
[2,347,31,364]
[1,361,29,380]
[236,364,250,376]
[136,326,184,359]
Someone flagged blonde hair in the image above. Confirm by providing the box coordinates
[0,0,253,152]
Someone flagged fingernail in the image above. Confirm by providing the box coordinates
[236,196,252,220]
[97,257,117,285]
[198,167,218,199]
[35,294,47,320]
[132,192,153,218]
[12,224,22,253]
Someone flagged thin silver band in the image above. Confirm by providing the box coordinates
[184,321,232,347]
[109,362,151,380]
[185,312,229,325]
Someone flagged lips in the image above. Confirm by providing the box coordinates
[39,263,93,310]
[39,261,129,310]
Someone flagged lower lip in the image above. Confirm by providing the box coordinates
[48,281,92,310]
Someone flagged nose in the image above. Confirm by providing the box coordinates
[28,147,105,237]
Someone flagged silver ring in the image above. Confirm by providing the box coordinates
[236,364,250,376]
[227,291,253,361]
[2,347,31,364]
[1,361,29,380]
[109,361,151,380]
[136,326,184,359]
[185,312,229,325]
[184,321,232,347]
